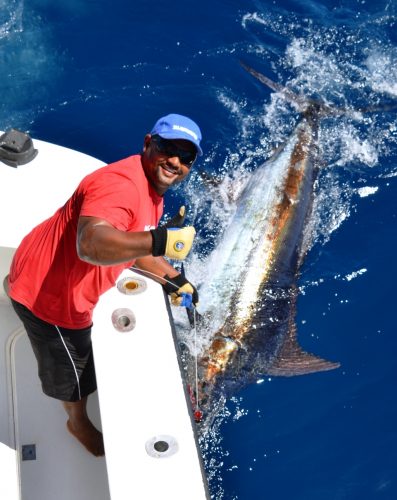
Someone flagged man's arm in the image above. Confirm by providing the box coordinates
[77,216,195,266]
[135,255,199,307]
[134,255,180,284]
[77,216,153,266]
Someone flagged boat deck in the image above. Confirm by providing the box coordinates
[0,132,208,499]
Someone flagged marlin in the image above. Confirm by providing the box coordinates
[189,63,343,422]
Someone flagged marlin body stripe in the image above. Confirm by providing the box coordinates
[194,65,340,411]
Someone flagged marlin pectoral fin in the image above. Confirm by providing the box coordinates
[266,337,340,377]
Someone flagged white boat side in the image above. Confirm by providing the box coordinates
[0,131,209,499]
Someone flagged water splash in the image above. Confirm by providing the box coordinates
[187,8,396,261]
[365,48,397,97]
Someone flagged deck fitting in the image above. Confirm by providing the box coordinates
[111,308,136,332]
[145,435,179,458]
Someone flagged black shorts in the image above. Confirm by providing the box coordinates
[11,300,97,402]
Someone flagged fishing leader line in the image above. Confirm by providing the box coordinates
[128,265,204,422]
[192,307,203,422]
[128,266,183,291]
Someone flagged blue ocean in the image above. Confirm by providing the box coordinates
[1,1,397,498]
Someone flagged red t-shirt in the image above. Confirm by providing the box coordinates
[8,155,163,329]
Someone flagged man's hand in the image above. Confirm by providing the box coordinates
[151,226,195,260]
[163,206,186,228]
[151,206,195,260]
[162,273,199,308]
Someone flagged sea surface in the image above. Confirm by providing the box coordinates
[1,1,397,499]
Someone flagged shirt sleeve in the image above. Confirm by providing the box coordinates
[79,170,140,231]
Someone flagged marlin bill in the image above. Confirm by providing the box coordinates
[190,63,341,419]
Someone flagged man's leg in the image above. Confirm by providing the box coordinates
[63,397,104,457]
[10,300,104,457]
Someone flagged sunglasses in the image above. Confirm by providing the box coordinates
[151,135,197,167]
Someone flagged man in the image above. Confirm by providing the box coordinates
[8,113,201,457]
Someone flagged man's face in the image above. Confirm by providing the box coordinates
[141,134,197,195]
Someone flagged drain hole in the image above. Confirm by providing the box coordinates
[118,316,131,327]
[154,441,169,453]
[145,435,178,458]
[111,308,136,332]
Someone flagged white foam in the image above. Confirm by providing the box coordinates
[345,268,367,281]
[357,186,378,197]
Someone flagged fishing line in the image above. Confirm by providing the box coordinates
[129,266,181,291]
[130,265,203,421]
[193,307,199,411]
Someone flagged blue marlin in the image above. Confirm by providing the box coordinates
[190,63,341,419]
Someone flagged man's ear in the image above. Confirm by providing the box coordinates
[142,134,152,152]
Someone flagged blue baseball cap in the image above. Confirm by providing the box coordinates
[151,114,203,156]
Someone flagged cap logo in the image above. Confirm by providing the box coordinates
[172,125,198,141]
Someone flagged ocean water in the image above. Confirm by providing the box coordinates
[1,1,397,499]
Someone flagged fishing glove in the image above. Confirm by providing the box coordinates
[162,273,199,309]
[151,206,195,260]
